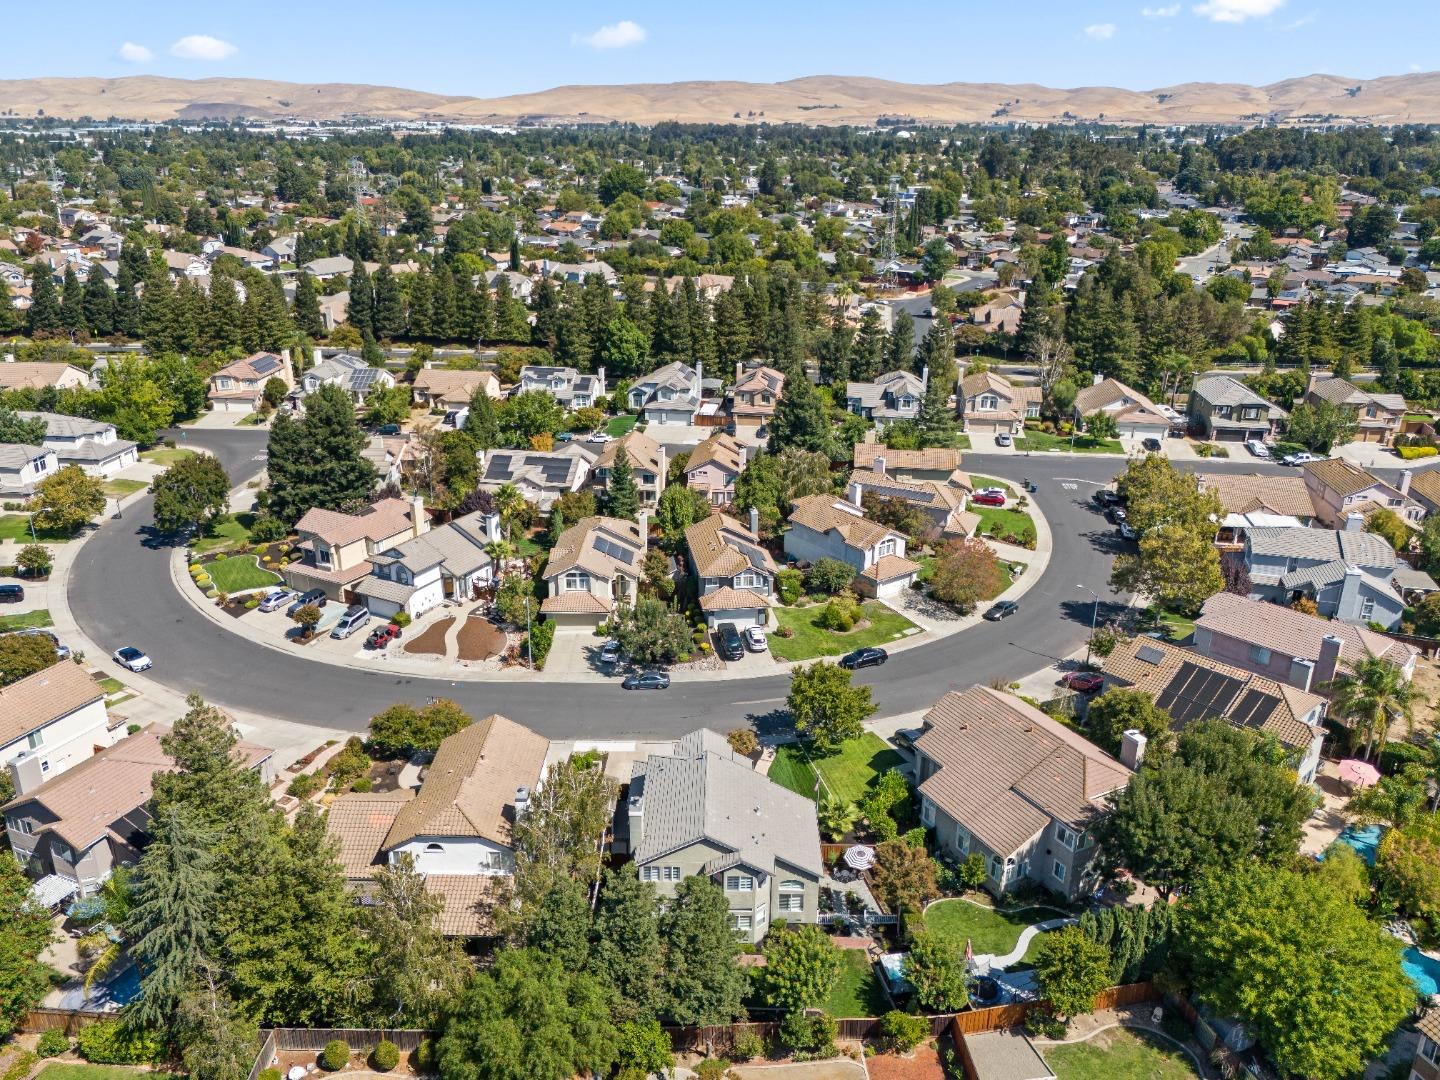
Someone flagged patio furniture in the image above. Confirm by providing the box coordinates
[843,845,876,871]
[1337,758,1381,789]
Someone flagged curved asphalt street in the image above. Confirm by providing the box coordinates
[69,429,1288,739]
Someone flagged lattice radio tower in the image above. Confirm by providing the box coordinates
[348,158,368,220]
[881,174,901,288]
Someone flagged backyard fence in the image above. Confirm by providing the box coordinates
[663,1013,956,1052]
[19,1008,110,1034]
[268,1029,434,1053]
[247,1031,278,1080]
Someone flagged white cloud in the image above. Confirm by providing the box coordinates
[1283,11,1316,28]
[1084,22,1117,40]
[169,34,237,61]
[1193,0,1285,22]
[1141,4,1182,16]
[572,20,647,50]
[117,41,153,63]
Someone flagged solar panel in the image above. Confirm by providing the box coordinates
[351,369,378,390]
[251,355,282,375]
[1136,644,1165,665]
[538,460,572,483]
[1229,688,1281,730]
[594,536,635,565]
[1155,660,1245,725]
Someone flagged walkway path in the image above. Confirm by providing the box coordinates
[983,916,1076,970]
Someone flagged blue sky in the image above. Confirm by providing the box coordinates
[7,0,1437,97]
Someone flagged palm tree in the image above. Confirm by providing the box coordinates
[494,483,526,541]
[484,538,517,575]
[79,868,133,994]
[1328,657,1419,761]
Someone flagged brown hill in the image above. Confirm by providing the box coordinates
[3,72,1440,126]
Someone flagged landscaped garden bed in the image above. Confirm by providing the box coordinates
[188,535,293,610]
[405,616,455,655]
[456,615,508,661]
[1014,429,1124,454]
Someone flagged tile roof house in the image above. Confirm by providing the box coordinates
[4,724,272,900]
[207,351,293,414]
[0,442,58,497]
[847,466,980,540]
[302,255,354,280]
[326,715,548,937]
[1301,457,1424,529]
[1187,374,1285,443]
[0,361,89,392]
[290,352,394,409]
[959,372,1042,436]
[285,495,428,600]
[516,365,602,409]
[914,687,1132,900]
[784,494,920,598]
[628,361,703,426]
[1304,374,1405,445]
[684,432,748,507]
[1410,1009,1440,1080]
[685,511,776,629]
[615,729,822,944]
[17,411,138,478]
[850,438,962,483]
[845,370,925,428]
[1242,524,1405,630]
[1102,635,1327,783]
[1,661,125,792]
[540,516,646,628]
[1194,472,1316,522]
[729,365,785,433]
[591,431,667,508]
[476,444,596,512]
[411,368,501,411]
[1072,378,1171,440]
[355,509,501,620]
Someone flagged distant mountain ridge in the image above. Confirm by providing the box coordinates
[3,71,1440,126]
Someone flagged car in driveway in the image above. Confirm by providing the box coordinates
[1246,439,1271,458]
[258,587,296,613]
[1118,522,1138,541]
[839,646,888,670]
[995,432,1013,447]
[289,589,328,615]
[1283,451,1319,466]
[585,431,613,444]
[1061,671,1105,694]
[330,605,372,639]
[744,625,768,653]
[983,600,1019,621]
[1141,437,1162,452]
[715,623,746,661]
[599,640,623,665]
[623,671,670,690]
[0,584,24,603]
[971,491,1007,507]
[113,645,152,672]
[365,623,402,650]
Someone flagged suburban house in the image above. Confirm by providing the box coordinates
[615,729,822,945]
[285,496,429,602]
[1407,469,1440,519]
[1,661,125,791]
[1192,591,1418,693]
[516,365,603,409]
[1102,635,1326,783]
[729,365,785,434]
[290,353,394,409]
[784,494,920,598]
[1409,1010,1440,1080]
[845,370,925,428]
[628,362,703,426]
[591,431,666,509]
[913,686,1132,901]
[0,443,58,497]
[1187,375,1284,443]
[302,255,354,280]
[685,511,776,629]
[0,361,89,392]
[958,372,1042,436]
[206,351,293,414]
[1243,524,1406,630]
[1301,457,1425,529]
[1304,374,1405,445]
[476,445,595,512]
[17,411,139,478]
[3,724,272,901]
[411,368,501,412]
[1072,378,1171,441]
[326,715,548,937]
[355,509,501,620]
[847,467,980,539]
[1195,472,1316,524]
[851,439,963,484]
[684,432,748,507]
[540,516,647,629]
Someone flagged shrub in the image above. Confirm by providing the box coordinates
[245,598,260,610]
[816,591,860,631]
[287,771,321,799]
[17,544,52,576]
[1024,1004,1066,1039]
[413,1039,435,1074]
[205,588,219,599]
[321,1039,350,1071]
[902,826,928,849]
[392,611,412,627]
[1398,445,1439,460]
[194,573,212,587]
[776,568,804,605]
[78,1020,163,1064]
[248,513,289,542]
[727,728,759,757]
[524,618,556,668]
[259,1070,282,1080]
[694,1060,731,1080]
[371,1040,400,1072]
[878,1010,928,1054]
[36,1029,70,1057]
[780,1011,838,1058]
[328,737,371,788]
[807,558,857,595]
[730,1029,766,1062]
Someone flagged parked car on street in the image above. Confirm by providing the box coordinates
[715,623,746,661]
[113,645,152,672]
[376,424,402,436]
[1283,451,1319,466]
[839,646,888,670]
[1093,489,1123,508]
[1106,506,1128,524]
[0,584,24,603]
[1062,671,1105,694]
[744,626,768,652]
[623,671,670,690]
[1118,522,1138,541]
[972,491,1006,507]
[258,587,296,613]
[330,605,372,639]
[365,623,402,650]
[983,600,1019,621]
[586,431,613,444]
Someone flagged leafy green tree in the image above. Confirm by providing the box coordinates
[0,851,55,1037]
[903,928,970,1012]
[768,372,833,456]
[95,356,179,443]
[1328,656,1418,760]
[30,464,105,534]
[929,537,1003,611]
[1111,524,1223,616]
[522,876,592,972]
[734,448,833,536]
[265,385,375,524]
[868,840,939,914]
[597,314,650,379]
[658,876,748,1026]
[16,543,51,577]
[361,855,467,1027]
[787,662,877,753]
[1033,927,1111,1019]
[921,239,955,282]
[598,164,647,205]
[614,1020,674,1080]
[612,597,694,664]
[365,384,412,426]
[367,698,472,757]
[151,454,231,535]
[757,924,842,1012]
[436,948,616,1080]
[1083,411,1119,440]
[807,557,857,595]
[497,391,565,449]
[1084,688,1173,756]
[0,406,48,445]
[591,865,665,1022]
[0,632,59,687]
[176,978,260,1080]
[1286,400,1358,453]
[602,449,641,522]
[655,483,710,548]
[1179,865,1414,1080]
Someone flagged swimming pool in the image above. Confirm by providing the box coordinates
[1329,823,1386,867]
[54,965,140,1011]
[1403,948,1440,998]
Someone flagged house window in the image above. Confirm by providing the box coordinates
[899,397,913,409]
[26,730,43,750]
[990,856,1003,880]
[1361,597,1376,621]
[878,539,896,558]
[920,798,935,827]
[1242,407,1260,420]
[954,826,970,855]
[564,571,590,591]
[726,875,754,892]
[730,913,753,932]
[1388,498,1403,508]
[425,843,444,853]
[1249,645,1272,665]
[1053,860,1066,883]
[735,570,765,590]
[663,866,681,882]
[7,817,32,835]
[779,880,805,912]
[979,395,998,411]
[315,546,332,568]
[1055,825,1078,851]
[1423,1036,1440,1065]
[642,866,660,882]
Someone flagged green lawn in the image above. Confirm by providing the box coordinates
[923,898,1060,957]
[605,414,639,437]
[767,747,821,801]
[825,948,889,1018]
[0,515,74,543]
[770,734,904,805]
[38,1065,184,1080]
[205,554,282,593]
[0,609,53,631]
[140,447,198,467]
[971,505,1036,546]
[515,534,547,558]
[1042,1027,1200,1080]
[191,513,257,555]
[1014,430,1124,454]
[769,601,919,663]
[103,478,148,499]
[95,676,125,695]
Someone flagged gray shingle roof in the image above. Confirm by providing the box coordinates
[1247,527,1396,568]
[1193,374,1271,408]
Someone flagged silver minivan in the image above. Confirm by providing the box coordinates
[330,605,372,639]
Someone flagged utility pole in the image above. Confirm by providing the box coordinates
[1078,585,1100,667]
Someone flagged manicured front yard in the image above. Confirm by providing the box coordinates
[1043,1026,1200,1079]
[825,948,889,1018]
[917,555,1020,599]
[0,609,53,632]
[191,512,259,555]
[769,600,919,663]
[971,505,1035,546]
[1014,430,1124,454]
[767,748,820,801]
[140,447,198,467]
[770,733,905,805]
[604,414,638,437]
[0,515,74,543]
[39,1065,184,1080]
[102,478,149,499]
[205,554,282,593]
[923,898,1059,957]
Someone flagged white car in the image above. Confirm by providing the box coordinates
[1283,451,1319,466]
[975,486,1007,499]
[258,587,296,613]
[995,433,1013,447]
[1246,439,1270,458]
[744,626,769,652]
[586,431,614,444]
[113,646,152,673]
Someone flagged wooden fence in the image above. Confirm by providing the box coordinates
[19,1009,110,1034]
[664,1013,955,1052]
[247,1031,277,1080]
[267,1029,433,1053]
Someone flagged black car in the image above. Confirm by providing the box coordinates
[1105,506,1128,525]
[715,623,745,661]
[1093,489,1123,508]
[0,584,23,603]
[288,588,328,614]
[376,423,402,436]
[622,672,670,690]
[1141,437,1162,452]
[984,600,1019,621]
[839,647,888,670]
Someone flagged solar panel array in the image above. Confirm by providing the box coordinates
[1136,644,1165,665]
[251,354,282,376]
[1155,660,1279,728]
[350,369,380,390]
[594,535,635,565]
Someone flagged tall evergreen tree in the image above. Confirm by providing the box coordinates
[113,264,142,337]
[25,267,62,334]
[851,307,886,382]
[82,270,115,336]
[204,268,244,354]
[603,447,641,522]
[372,264,404,338]
[60,267,85,332]
[291,268,324,337]
[885,310,916,372]
[917,321,957,437]
[266,384,376,523]
[348,262,375,337]
[591,865,664,1022]
[767,371,832,456]
[658,876,747,1026]
[462,386,502,449]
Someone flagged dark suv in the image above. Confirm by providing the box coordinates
[0,584,24,603]
[715,623,746,662]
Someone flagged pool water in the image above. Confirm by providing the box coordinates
[1403,948,1440,997]
[1330,823,1385,867]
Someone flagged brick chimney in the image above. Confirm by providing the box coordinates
[1316,634,1344,688]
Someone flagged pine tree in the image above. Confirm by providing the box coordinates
[204,267,243,353]
[852,307,886,382]
[60,267,84,332]
[82,270,115,336]
[591,865,665,1022]
[430,263,458,340]
[25,267,62,334]
[372,264,404,338]
[603,446,641,522]
[291,268,324,337]
[918,321,957,438]
[265,386,375,523]
[885,310,916,372]
[113,265,141,337]
[348,262,375,337]
[768,372,832,456]
[462,385,502,449]
[531,278,561,350]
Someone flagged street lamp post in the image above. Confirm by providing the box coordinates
[1077,584,1100,667]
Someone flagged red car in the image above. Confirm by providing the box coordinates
[971,491,1007,507]
[365,623,403,650]
[1062,671,1104,694]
